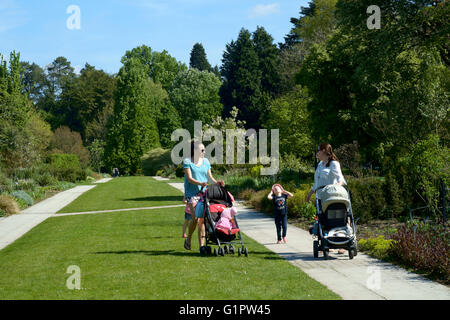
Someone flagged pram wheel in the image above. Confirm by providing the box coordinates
[206,246,212,255]
[323,249,329,260]
[219,247,225,256]
[244,247,248,257]
[214,248,218,256]
[313,241,319,258]
[238,247,242,257]
[348,249,354,260]
[229,245,235,254]
[224,246,229,255]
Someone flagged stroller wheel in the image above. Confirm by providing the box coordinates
[324,249,329,260]
[219,247,225,256]
[244,247,248,257]
[238,247,242,257]
[348,249,354,260]
[214,248,218,256]
[206,246,212,255]
[229,246,235,254]
[224,246,229,255]
[313,241,319,258]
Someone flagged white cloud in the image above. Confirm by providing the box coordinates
[249,3,280,18]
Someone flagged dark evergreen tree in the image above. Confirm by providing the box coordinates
[189,43,212,72]
[220,28,263,129]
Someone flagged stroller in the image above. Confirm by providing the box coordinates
[310,184,358,260]
[199,184,248,257]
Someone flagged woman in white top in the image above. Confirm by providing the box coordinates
[306,143,346,202]
[306,143,347,254]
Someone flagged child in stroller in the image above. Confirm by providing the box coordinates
[310,184,358,260]
[198,183,249,257]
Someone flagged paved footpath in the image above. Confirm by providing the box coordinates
[0,185,95,251]
[168,181,450,300]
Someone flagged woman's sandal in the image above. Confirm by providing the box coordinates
[184,238,191,250]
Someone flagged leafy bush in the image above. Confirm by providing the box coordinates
[396,134,449,219]
[358,236,395,260]
[35,171,57,186]
[249,189,273,213]
[0,194,20,215]
[389,222,449,283]
[237,188,255,200]
[47,154,80,170]
[141,148,173,176]
[11,190,34,206]
[287,188,316,221]
[50,126,89,167]
[13,179,37,192]
[347,177,387,223]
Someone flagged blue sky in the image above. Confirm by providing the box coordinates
[0,0,307,74]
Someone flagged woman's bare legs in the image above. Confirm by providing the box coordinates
[197,218,206,248]
[185,203,197,249]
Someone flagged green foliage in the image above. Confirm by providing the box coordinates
[50,126,89,167]
[0,52,52,169]
[189,43,212,72]
[265,86,313,159]
[11,190,34,206]
[104,58,161,175]
[347,177,387,223]
[220,27,279,129]
[358,236,395,260]
[169,68,222,134]
[121,45,187,91]
[249,189,273,213]
[397,134,449,216]
[47,154,80,170]
[141,148,173,176]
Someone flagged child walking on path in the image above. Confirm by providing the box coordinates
[268,184,293,244]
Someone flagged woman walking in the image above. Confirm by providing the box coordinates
[306,143,347,253]
[183,141,224,254]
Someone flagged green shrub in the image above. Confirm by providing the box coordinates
[358,236,395,260]
[35,171,57,186]
[0,194,20,215]
[347,177,386,223]
[13,179,37,192]
[47,154,80,170]
[141,148,173,176]
[237,188,255,200]
[11,190,34,206]
[249,189,273,213]
[249,165,263,178]
[287,188,316,220]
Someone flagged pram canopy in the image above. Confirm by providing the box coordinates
[317,185,350,213]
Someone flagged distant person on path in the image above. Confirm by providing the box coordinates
[183,141,224,253]
[306,143,347,253]
[268,184,293,244]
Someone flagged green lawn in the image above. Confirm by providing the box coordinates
[59,176,184,213]
[0,177,340,300]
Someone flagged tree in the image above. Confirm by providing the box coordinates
[50,126,90,167]
[220,28,263,129]
[121,45,187,90]
[169,69,222,134]
[253,26,281,97]
[104,58,160,174]
[60,63,116,142]
[264,86,313,159]
[189,43,212,72]
[147,80,181,149]
[0,52,51,168]
[20,62,46,104]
